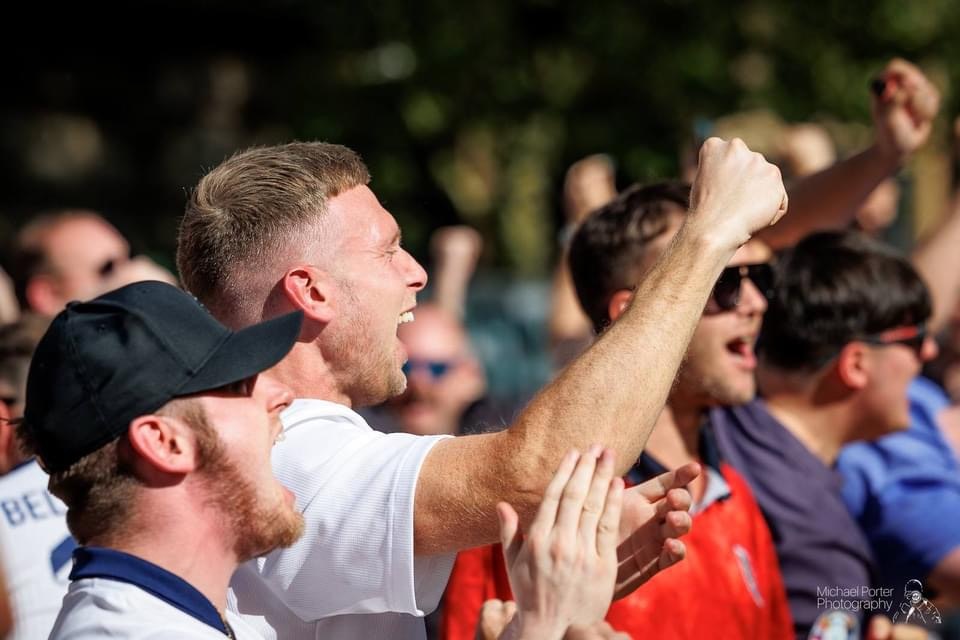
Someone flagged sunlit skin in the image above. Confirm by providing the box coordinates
[387,305,485,436]
[607,211,774,501]
[37,216,130,312]
[857,330,938,439]
[194,373,303,560]
[318,186,428,408]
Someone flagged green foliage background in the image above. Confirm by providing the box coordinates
[2,0,958,275]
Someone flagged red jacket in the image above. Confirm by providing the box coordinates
[441,463,793,639]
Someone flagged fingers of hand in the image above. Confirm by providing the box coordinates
[633,463,697,502]
[531,450,580,537]
[576,448,618,550]
[553,445,602,537]
[498,502,523,565]
[596,476,624,557]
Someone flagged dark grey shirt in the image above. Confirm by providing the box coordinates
[710,400,876,639]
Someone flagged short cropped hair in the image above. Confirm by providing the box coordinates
[758,231,931,373]
[177,142,370,325]
[16,398,219,545]
[568,181,691,333]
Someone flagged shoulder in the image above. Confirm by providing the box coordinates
[51,579,221,639]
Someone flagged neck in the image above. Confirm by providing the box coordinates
[763,390,854,466]
[645,403,706,500]
[92,496,238,613]
[271,342,351,406]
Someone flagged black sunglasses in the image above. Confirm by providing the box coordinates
[708,263,775,312]
[402,359,456,380]
[858,323,927,357]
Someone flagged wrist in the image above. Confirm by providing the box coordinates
[678,210,746,262]
[867,140,907,174]
[512,612,567,640]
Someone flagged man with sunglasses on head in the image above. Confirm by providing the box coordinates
[712,231,939,638]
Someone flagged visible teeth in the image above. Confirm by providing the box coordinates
[273,431,286,446]
[398,311,415,325]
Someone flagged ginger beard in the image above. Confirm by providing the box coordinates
[191,410,304,561]
[325,277,409,408]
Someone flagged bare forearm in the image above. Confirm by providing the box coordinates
[757,144,899,250]
[512,222,731,479]
[415,222,732,553]
[414,137,786,555]
[912,192,960,333]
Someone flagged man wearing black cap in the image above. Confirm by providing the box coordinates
[15,280,305,639]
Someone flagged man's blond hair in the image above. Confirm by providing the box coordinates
[177,142,370,326]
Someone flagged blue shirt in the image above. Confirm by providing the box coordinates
[838,377,960,593]
[711,400,876,639]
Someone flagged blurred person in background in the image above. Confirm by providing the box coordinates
[836,116,960,639]
[9,209,175,317]
[381,303,487,437]
[546,58,939,370]
[549,155,618,369]
[0,315,75,640]
[714,231,938,638]
[0,269,17,326]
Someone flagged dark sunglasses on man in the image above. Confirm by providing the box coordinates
[857,323,928,358]
[707,262,775,312]
[402,359,459,381]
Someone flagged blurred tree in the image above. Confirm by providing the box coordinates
[1,0,958,275]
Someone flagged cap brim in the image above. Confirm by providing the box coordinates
[178,310,303,396]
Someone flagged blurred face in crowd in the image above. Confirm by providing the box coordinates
[319,185,428,408]
[675,239,773,408]
[194,373,303,560]
[855,326,938,438]
[34,215,131,314]
[386,305,485,436]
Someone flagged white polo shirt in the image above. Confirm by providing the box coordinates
[50,547,261,639]
[0,459,75,640]
[229,399,455,640]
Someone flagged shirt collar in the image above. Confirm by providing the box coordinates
[70,547,230,636]
[627,421,732,512]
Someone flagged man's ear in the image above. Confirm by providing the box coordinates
[835,342,870,390]
[607,289,634,325]
[24,275,63,317]
[126,414,198,476]
[281,265,336,325]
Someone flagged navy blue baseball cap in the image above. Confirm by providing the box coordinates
[23,281,303,472]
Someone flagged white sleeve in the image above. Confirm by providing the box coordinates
[232,403,455,621]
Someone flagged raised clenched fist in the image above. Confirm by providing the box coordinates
[688,137,788,250]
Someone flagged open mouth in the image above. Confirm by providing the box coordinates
[398,311,415,325]
[726,336,757,367]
